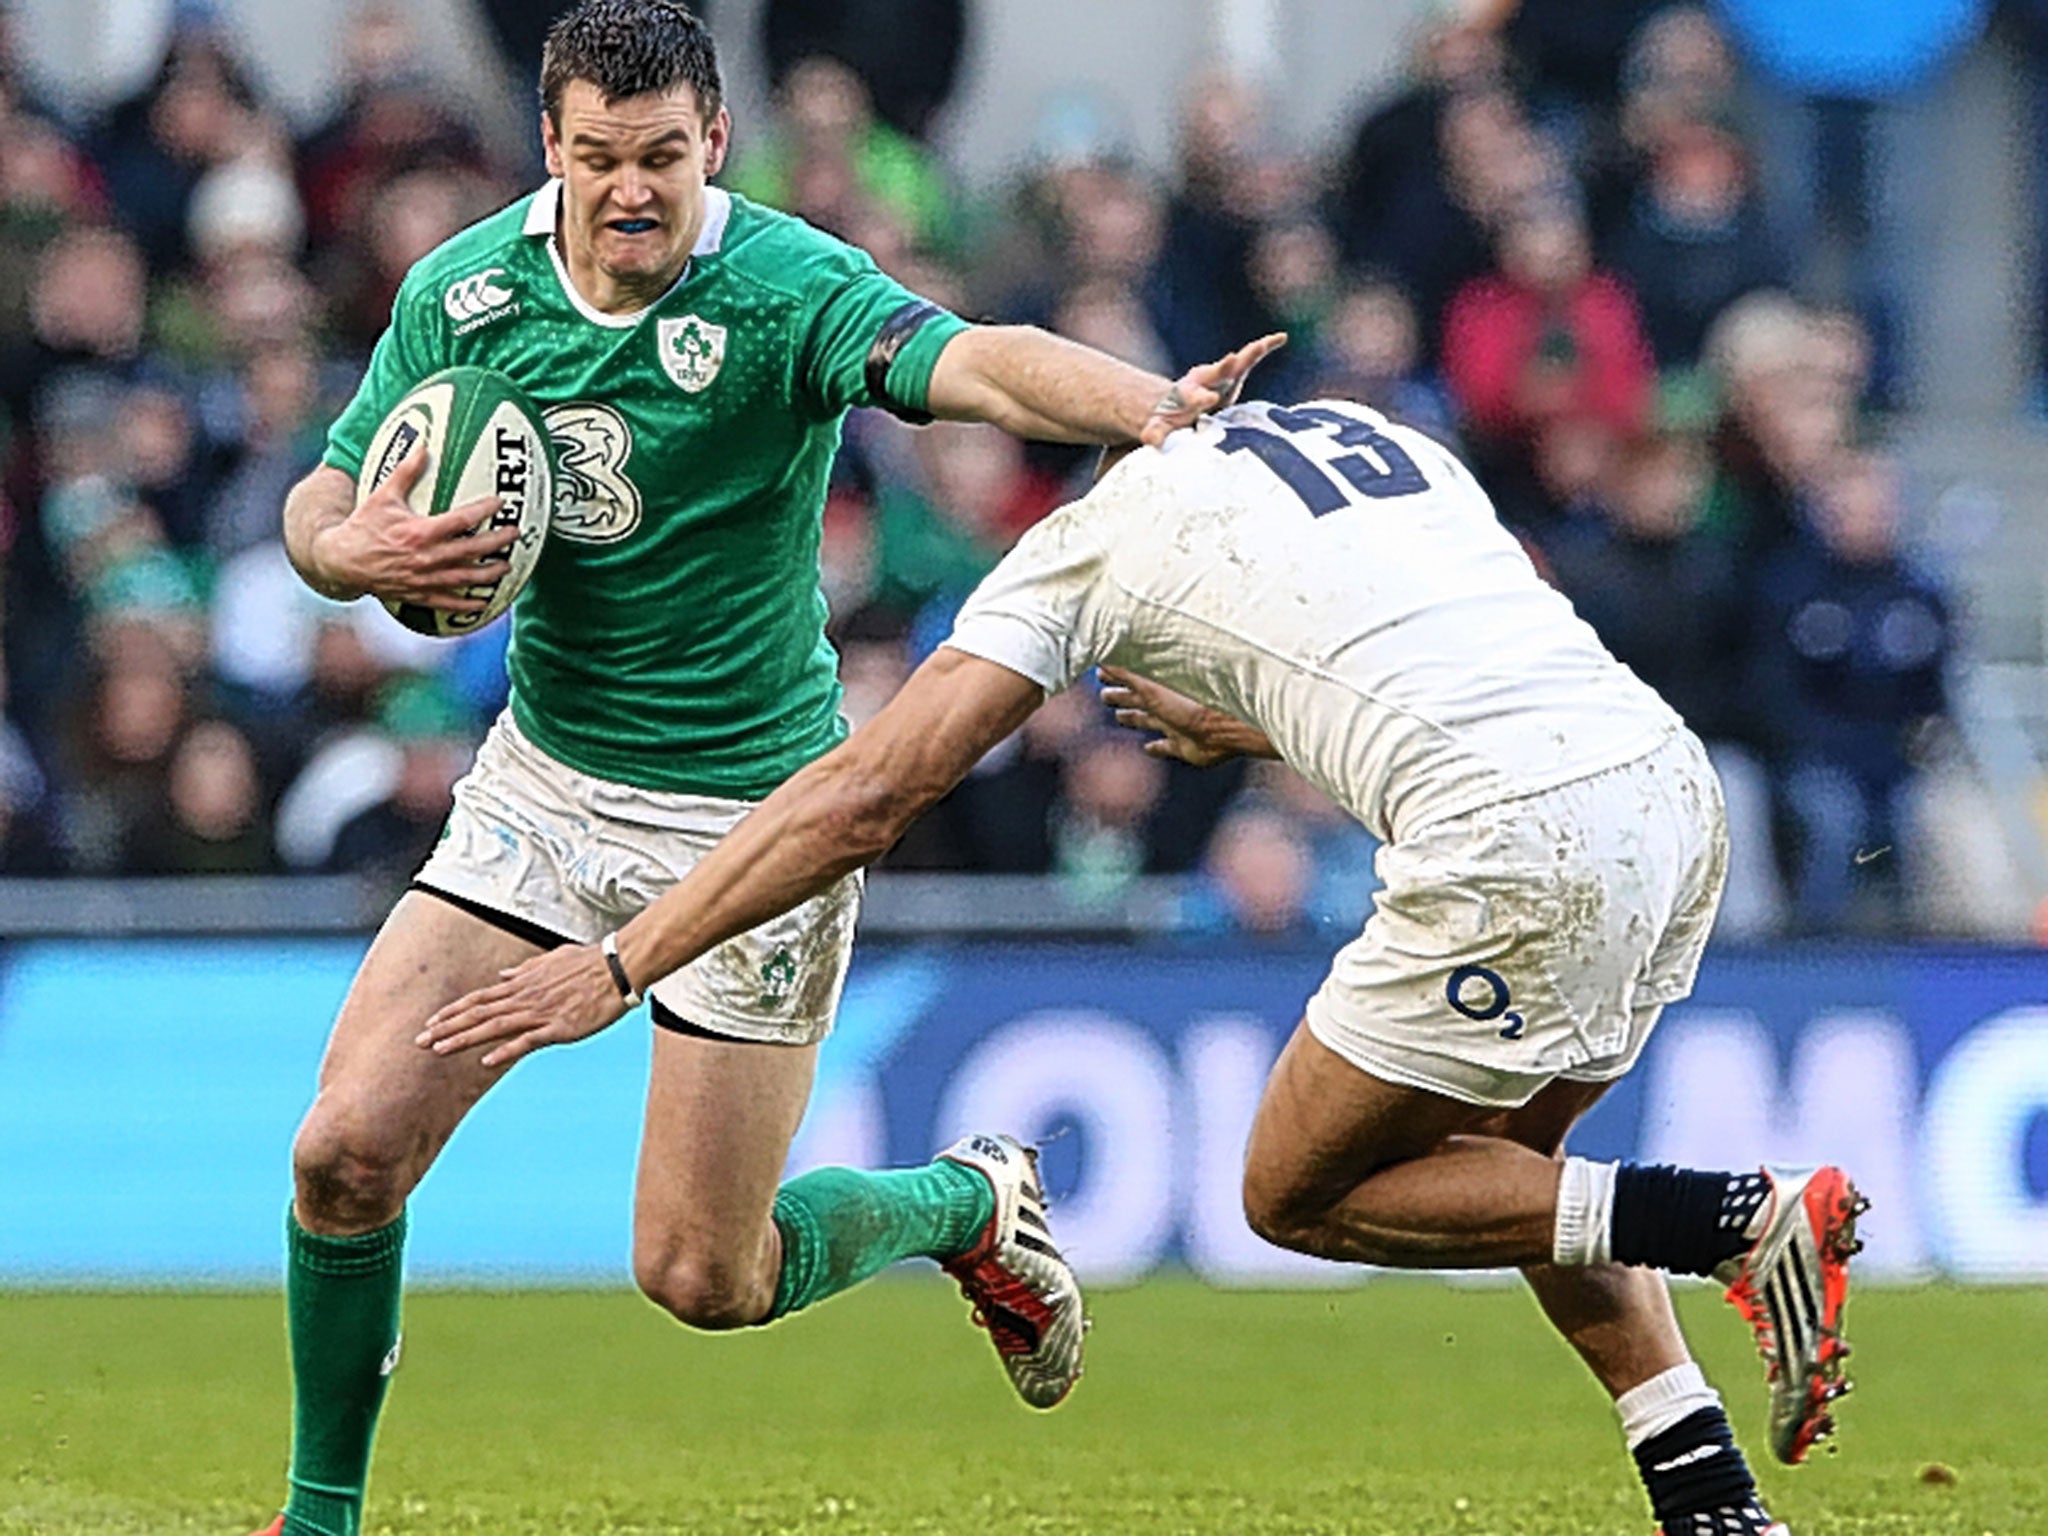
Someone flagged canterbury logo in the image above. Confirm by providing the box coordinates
[444,268,514,323]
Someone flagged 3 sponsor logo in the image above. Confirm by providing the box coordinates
[543,401,642,543]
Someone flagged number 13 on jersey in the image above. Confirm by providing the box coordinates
[1218,404,1428,516]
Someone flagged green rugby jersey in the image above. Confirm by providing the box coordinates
[324,182,969,797]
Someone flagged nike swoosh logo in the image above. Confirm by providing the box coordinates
[1852,845,1891,866]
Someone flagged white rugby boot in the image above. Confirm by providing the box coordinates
[937,1133,1087,1409]
[1713,1164,1867,1465]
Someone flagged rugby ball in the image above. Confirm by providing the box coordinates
[356,365,554,637]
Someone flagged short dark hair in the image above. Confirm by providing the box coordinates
[540,0,723,125]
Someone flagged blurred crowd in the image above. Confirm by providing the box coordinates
[0,0,2005,939]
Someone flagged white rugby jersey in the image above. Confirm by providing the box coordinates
[945,400,1681,843]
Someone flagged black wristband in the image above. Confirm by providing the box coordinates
[864,300,946,423]
[600,932,643,1007]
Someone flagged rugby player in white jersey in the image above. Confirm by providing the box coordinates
[425,399,1866,1536]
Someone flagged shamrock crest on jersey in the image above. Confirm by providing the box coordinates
[659,314,726,392]
[542,401,642,543]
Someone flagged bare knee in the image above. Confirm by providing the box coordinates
[1241,1163,1330,1256]
[632,1241,773,1331]
[1251,1171,1468,1268]
[291,1104,414,1233]
[1241,1156,1443,1269]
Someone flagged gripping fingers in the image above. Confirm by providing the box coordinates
[424,555,513,585]
[376,444,430,500]
[408,538,513,605]
[460,529,522,560]
[421,594,498,615]
[410,580,508,614]
[424,495,506,540]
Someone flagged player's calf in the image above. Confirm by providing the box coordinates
[1621,1366,1787,1536]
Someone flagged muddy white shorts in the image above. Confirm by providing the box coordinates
[415,712,860,1046]
[1305,729,1728,1108]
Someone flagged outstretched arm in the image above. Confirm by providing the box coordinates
[927,326,1286,447]
[418,648,1045,1066]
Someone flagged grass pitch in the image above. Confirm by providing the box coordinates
[4,1278,2043,1535]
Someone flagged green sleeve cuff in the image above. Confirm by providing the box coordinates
[322,445,364,480]
[886,310,972,415]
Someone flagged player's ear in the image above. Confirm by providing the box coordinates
[702,106,731,178]
[541,110,564,179]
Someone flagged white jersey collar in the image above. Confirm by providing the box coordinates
[524,181,731,328]
[522,180,558,236]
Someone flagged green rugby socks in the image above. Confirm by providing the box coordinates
[273,1165,992,1534]
[769,1161,993,1320]
[281,1209,407,1536]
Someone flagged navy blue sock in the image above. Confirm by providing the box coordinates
[1610,1165,1769,1276]
[1633,1406,1773,1535]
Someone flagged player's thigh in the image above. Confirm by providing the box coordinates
[1243,1024,1617,1213]
[1243,1021,1495,1228]
[296,890,547,1213]
[632,1028,818,1283]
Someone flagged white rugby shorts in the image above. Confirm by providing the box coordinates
[415,711,860,1046]
[1305,729,1728,1108]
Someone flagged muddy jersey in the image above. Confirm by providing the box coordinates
[946,400,1682,842]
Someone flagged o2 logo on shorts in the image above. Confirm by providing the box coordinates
[1446,964,1525,1041]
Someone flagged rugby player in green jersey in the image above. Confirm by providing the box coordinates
[254,4,1278,1533]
